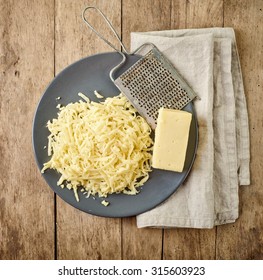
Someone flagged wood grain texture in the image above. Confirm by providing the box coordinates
[55,0,122,260]
[55,0,122,73]
[0,0,54,259]
[216,0,263,259]
[163,228,216,259]
[122,218,162,260]
[186,0,223,28]
[122,0,171,50]
[171,0,187,29]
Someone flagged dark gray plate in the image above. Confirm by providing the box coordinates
[32,52,198,218]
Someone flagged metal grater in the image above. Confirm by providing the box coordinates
[114,45,197,128]
[83,6,198,129]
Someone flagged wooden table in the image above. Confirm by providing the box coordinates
[0,0,262,260]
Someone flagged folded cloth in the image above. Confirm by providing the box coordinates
[132,28,250,229]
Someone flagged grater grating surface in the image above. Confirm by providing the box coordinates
[83,6,198,129]
[114,46,197,129]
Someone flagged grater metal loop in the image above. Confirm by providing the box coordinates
[82,6,198,129]
[82,6,129,54]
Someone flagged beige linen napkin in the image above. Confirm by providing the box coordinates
[132,28,250,229]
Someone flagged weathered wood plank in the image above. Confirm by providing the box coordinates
[121,0,172,260]
[186,0,223,28]
[122,218,162,260]
[217,0,263,259]
[164,228,216,259]
[55,0,122,260]
[122,0,172,51]
[163,0,223,260]
[171,0,187,29]
[0,0,55,259]
[55,0,122,73]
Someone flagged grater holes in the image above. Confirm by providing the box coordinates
[118,48,195,127]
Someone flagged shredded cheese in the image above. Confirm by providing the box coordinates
[78,92,90,103]
[101,200,110,206]
[41,93,153,201]
[94,90,104,99]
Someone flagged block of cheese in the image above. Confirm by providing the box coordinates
[152,108,192,172]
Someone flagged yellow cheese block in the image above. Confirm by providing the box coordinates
[152,108,192,172]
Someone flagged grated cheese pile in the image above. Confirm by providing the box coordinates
[41,93,153,201]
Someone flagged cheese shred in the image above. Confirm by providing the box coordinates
[41,93,153,201]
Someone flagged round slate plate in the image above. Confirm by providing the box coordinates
[32,52,198,218]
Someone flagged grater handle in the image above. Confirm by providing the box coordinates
[109,53,127,83]
[82,6,129,54]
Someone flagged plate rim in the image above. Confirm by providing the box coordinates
[32,51,199,218]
